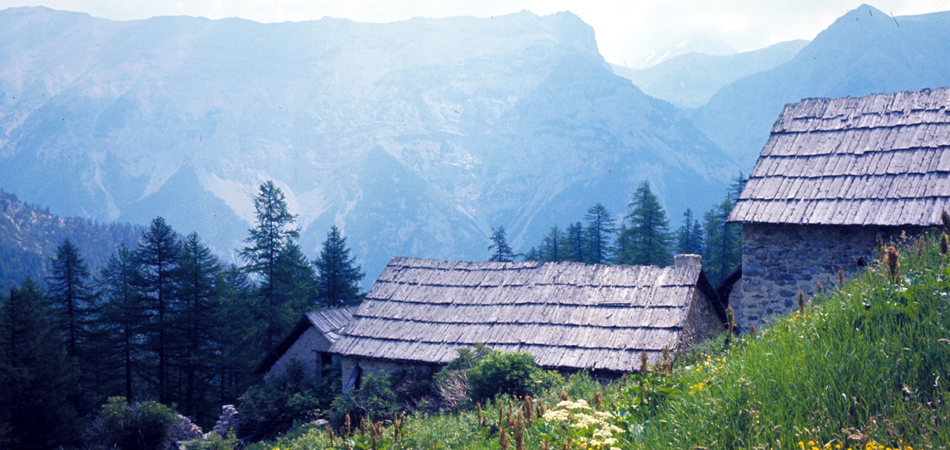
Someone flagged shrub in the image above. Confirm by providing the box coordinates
[238,358,339,442]
[433,344,495,411]
[468,350,541,404]
[329,372,401,427]
[86,397,180,450]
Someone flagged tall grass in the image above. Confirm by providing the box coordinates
[254,232,950,450]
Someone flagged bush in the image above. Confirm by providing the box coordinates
[238,359,339,442]
[86,397,180,450]
[329,372,400,428]
[433,344,495,411]
[468,350,541,404]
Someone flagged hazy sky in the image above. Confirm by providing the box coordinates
[0,0,946,64]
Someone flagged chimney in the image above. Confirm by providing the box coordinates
[674,254,701,268]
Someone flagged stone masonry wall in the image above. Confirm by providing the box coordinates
[734,223,927,330]
[271,327,331,382]
[678,288,726,349]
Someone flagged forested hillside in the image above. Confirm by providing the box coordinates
[0,190,142,291]
[0,182,365,448]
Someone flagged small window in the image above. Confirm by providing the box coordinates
[856,257,865,268]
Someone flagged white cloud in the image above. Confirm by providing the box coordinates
[0,0,946,63]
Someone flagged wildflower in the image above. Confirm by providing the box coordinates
[838,268,845,287]
[941,232,949,256]
[798,290,806,314]
[886,246,901,283]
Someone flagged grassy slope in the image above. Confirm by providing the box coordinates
[254,232,950,450]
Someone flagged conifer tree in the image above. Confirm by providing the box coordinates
[522,246,542,261]
[615,182,673,266]
[584,203,616,264]
[564,222,586,263]
[46,238,96,360]
[240,181,312,351]
[135,217,181,405]
[315,226,364,307]
[488,226,514,262]
[176,232,221,419]
[99,245,146,402]
[540,225,563,262]
[675,209,705,256]
[0,278,81,449]
[240,181,300,307]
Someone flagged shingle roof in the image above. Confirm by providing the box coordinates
[329,257,724,373]
[254,306,357,374]
[729,87,950,226]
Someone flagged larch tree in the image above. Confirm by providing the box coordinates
[314,226,364,307]
[45,238,99,412]
[584,203,616,265]
[676,209,704,256]
[175,232,221,419]
[564,222,586,263]
[615,182,673,266]
[488,225,514,262]
[99,244,146,403]
[240,181,303,350]
[0,278,81,449]
[135,217,181,405]
[540,225,563,262]
[240,181,300,307]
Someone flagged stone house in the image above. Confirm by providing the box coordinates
[328,255,728,392]
[254,306,356,382]
[728,87,950,329]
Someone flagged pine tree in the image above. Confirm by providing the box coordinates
[99,245,146,403]
[175,232,221,419]
[135,217,181,405]
[0,278,81,449]
[584,203,616,264]
[240,181,300,308]
[315,226,364,307]
[564,222,586,263]
[488,226,514,262]
[675,209,704,256]
[616,182,673,266]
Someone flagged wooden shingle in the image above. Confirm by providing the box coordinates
[330,257,724,373]
[730,87,950,226]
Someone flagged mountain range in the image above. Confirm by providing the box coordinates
[612,40,808,109]
[0,7,738,284]
[691,4,950,168]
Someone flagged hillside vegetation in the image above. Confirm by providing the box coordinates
[257,229,950,450]
[0,190,142,291]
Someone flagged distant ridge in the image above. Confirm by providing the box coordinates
[691,4,950,168]
[612,40,809,109]
[0,190,143,291]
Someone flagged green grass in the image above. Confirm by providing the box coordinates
[255,232,950,450]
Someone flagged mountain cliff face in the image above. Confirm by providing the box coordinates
[0,7,737,281]
[691,4,950,168]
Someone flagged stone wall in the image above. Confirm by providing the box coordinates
[734,223,927,330]
[679,288,726,349]
[271,327,331,382]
